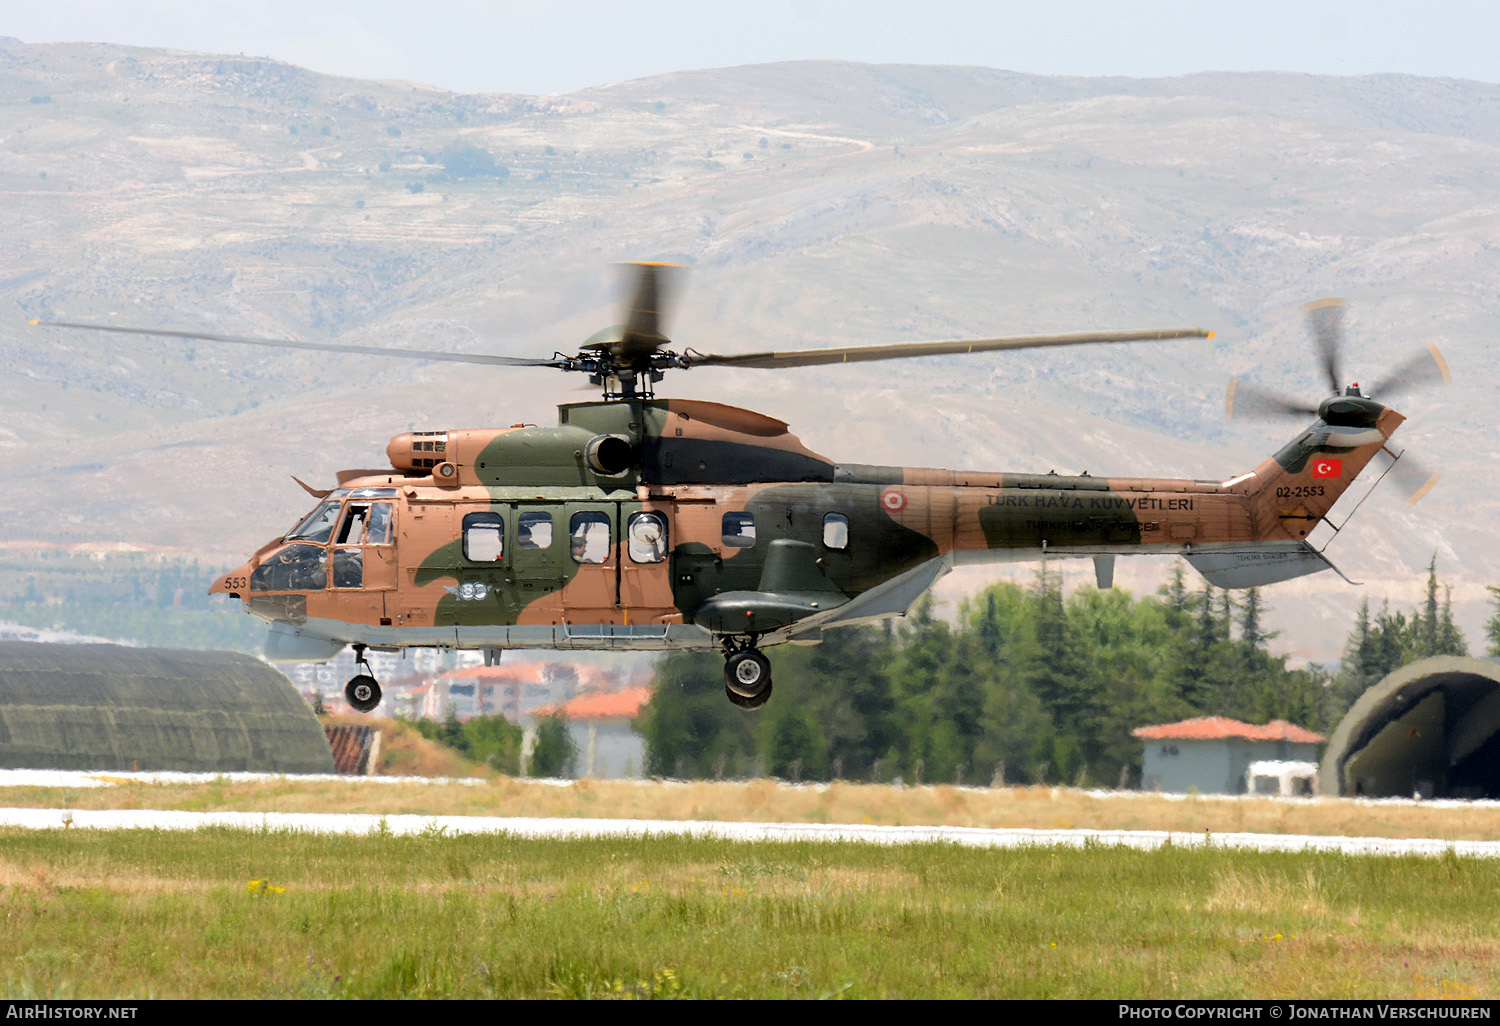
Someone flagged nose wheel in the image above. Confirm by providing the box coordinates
[724,646,772,708]
[344,644,382,714]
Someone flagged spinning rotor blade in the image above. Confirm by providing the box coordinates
[1366,344,1452,403]
[1225,378,1320,421]
[1383,450,1442,506]
[616,262,678,357]
[1304,298,1345,395]
[685,328,1214,370]
[33,262,1216,402]
[28,320,562,368]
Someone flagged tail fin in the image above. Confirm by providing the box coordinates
[1228,405,1403,541]
[1189,404,1403,589]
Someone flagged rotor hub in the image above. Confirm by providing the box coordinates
[1318,393,1384,428]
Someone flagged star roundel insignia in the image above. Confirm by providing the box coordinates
[880,488,908,513]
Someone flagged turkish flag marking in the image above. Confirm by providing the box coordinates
[1313,459,1343,479]
[880,488,908,512]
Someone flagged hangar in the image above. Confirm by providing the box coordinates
[0,642,334,774]
[1321,656,1500,799]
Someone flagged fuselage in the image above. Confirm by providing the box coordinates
[212,397,1402,661]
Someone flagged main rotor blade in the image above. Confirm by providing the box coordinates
[616,262,679,357]
[1366,345,1452,403]
[1304,298,1345,394]
[1225,379,1321,421]
[29,320,562,368]
[684,327,1213,370]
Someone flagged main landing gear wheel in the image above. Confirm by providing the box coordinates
[725,679,773,711]
[724,649,772,698]
[345,674,381,713]
[344,643,381,713]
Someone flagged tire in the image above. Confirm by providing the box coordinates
[725,679,773,711]
[345,674,382,713]
[724,650,771,698]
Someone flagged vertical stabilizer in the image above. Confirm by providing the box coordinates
[1226,403,1403,545]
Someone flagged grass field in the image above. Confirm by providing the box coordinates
[1,826,1496,999]
[1,775,1499,998]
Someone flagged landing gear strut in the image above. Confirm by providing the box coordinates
[723,642,772,711]
[344,644,382,714]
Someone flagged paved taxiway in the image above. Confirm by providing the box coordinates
[3,806,1500,858]
[5,768,1494,858]
[1,769,1497,858]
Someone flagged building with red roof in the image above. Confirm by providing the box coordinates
[1134,716,1325,794]
[529,686,653,779]
[417,661,616,723]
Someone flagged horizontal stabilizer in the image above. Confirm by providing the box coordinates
[1186,543,1334,589]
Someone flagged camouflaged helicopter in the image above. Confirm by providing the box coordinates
[34,266,1448,713]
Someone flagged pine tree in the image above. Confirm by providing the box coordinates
[1438,586,1468,656]
[1331,597,1376,712]
[639,650,756,777]
[1415,555,1441,658]
[1373,603,1409,676]
[1167,561,1190,616]
[1239,588,1274,650]
[1485,587,1500,658]
[795,624,896,779]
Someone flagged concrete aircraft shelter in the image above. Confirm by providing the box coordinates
[0,642,334,774]
[1321,656,1500,799]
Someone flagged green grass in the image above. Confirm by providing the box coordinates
[1,827,1496,999]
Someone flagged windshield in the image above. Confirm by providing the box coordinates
[286,500,341,543]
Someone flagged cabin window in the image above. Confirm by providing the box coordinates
[569,511,611,564]
[286,501,341,543]
[822,513,850,550]
[462,511,505,562]
[722,512,756,548]
[517,511,553,549]
[627,512,668,563]
[250,544,327,592]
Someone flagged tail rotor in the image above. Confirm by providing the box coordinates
[1225,298,1451,504]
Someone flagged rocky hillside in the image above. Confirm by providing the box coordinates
[3,39,1497,660]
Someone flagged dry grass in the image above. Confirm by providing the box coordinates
[3,771,1500,840]
[357,716,494,779]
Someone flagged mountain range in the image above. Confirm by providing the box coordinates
[3,38,1497,662]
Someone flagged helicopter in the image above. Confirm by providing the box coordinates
[33,265,1448,713]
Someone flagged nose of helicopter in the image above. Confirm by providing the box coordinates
[209,565,251,599]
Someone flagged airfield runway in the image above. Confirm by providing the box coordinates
[3,769,1498,858]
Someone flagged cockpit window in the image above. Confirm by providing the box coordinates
[287,501,341,543]
[366,502,393,545]
[250,544,327,592]
[336,504,369,545]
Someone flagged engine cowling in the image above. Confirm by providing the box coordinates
[386,431,450,472]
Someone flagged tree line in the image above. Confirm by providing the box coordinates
[410,708,578,777]
[638,558,1474,788]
